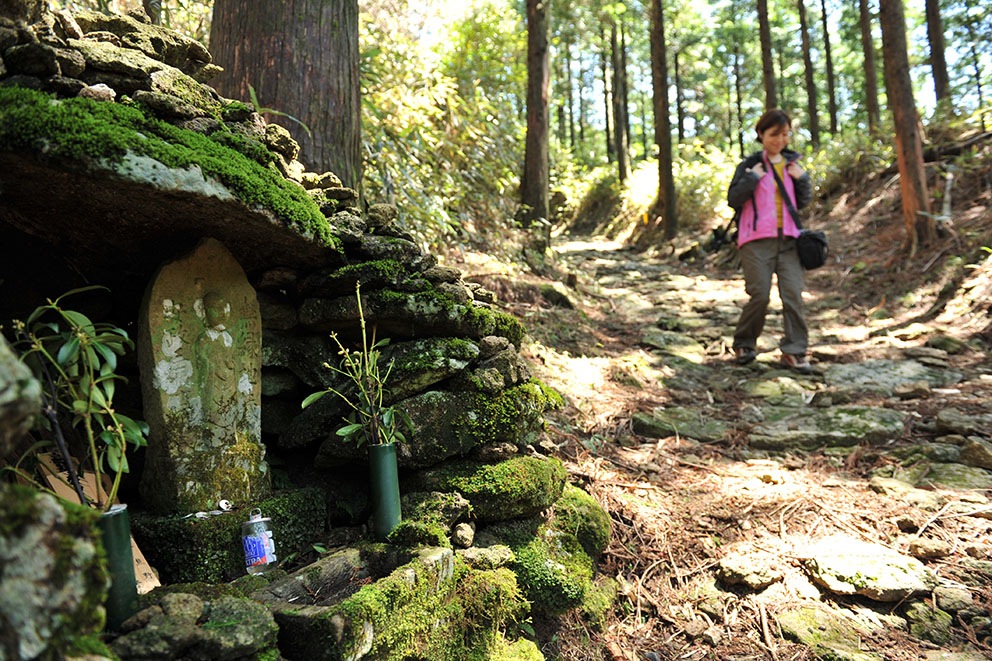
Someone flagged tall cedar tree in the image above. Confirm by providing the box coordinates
[611,20,631,182]
[521,0,551,226]
[878,0,934,255]
[757,0,777,109]
[797,0,820,146]
[925,0,951,107]
[649,0,677,239]
[819,0,838,133]
[210,0,361,190]
[858,0,882,133]
[600,29,616,161]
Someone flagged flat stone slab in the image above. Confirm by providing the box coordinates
[640,330,707,363]
[778,605,881,661]
[632,406,730,442]
[889,462,992,490]
[803,535,937,602]
[749,406,905,450]
[824,359,961,396]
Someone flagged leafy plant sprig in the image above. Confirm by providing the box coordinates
[247,84,312,138]
[301,282,412,447]
[7,286,149,511]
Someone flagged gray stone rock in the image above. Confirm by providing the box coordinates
[251,547,366,606]
[261,330,338,390]
[3,41,58,76]
[112,594,278,660]
[72,8,211,73]
[803,535,936,602]
[452,522,476,548]
[641,330,707,363]
[632,406,730,442]
[256,291,298,331]
[778,605,881,661]
[960,437,992,470]
[936,408,992,436]
[264,123,299,160]
[52,46,84,76]
[716,554,783,590]
[133,89,202,119]
[889,462,992,490]
[904,601,952,645]
[0,333,41,459]
[824,359,961,396]
[456,545,515,569]
[908,537,952,560]
[260,368,300,398]
[750,406,905,450]
[0,484,108,661]
[868,476,946,511]
[935,585,973,613]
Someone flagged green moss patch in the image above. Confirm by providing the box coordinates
[407,456,567,522]
[0,86,337,247]
[274,553,528,660]
[553,484,612,558]
[131,488,325,583]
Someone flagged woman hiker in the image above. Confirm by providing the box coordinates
[727,108,813,374]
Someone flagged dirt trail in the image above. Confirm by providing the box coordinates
[480,235,992,660]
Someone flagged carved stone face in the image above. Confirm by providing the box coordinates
[203,292,231,329]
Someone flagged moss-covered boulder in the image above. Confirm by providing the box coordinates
[904,601,953,645]
[0,332,41,458]
[305,381,560,469]
[553,484,611,558]
[405,456,568,523]
[131,488,325,583]
[477,517,594,616]
[0,87,339,277]
[299,286,525,345]
[111,592,279,660]
[0,484,109,660]
[272,548,529,660]
[387,491,472,548]
[803,535,937,602]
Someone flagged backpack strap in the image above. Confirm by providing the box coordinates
[769,160,804,230]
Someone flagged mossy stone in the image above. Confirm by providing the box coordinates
[405,456,567,523]
[553,484,611,557]
[130,488,325,584]
[0,484,108,660]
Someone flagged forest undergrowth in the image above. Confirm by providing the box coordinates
[451,127,992,659]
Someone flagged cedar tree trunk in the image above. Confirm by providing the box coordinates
[521,0,551,226]
[210,0,361,190]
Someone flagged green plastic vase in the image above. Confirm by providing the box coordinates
[369,443,401,541]
[97,504,138,631]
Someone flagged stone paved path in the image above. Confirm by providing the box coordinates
[520,236,992,660]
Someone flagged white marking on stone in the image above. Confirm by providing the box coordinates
[161,331,182,358]
[238,373,253,395]
[154,357,193,394]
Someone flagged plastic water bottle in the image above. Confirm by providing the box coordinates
[241,508,276,574]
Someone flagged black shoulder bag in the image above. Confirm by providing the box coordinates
[770,163,828,270]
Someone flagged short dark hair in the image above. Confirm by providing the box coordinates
[755,109,791,143]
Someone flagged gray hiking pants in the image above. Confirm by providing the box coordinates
[733,236,808,356]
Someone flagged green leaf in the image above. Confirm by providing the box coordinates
[103,377,115,403]
[301,391,326,409]
[56,337,80,366]
[93,342,118,371]
[336,423,363,437]
[62,309,94,331]
[106,443,122,472]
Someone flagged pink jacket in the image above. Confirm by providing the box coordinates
[727,149,812,247]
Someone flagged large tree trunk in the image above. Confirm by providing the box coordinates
[649,0,677,240]
[879,0,934,256]
[757,0,777,109]
[600,33,615,162]
[578,59,587,147]
[797,0,820,147]
[611,21,630,182]
[640,90,650,157]
[820,0,838,133]
[858,0,881,133]
[521,0,551,226]
[210,0,361,190]
[966,39,986,132]
[924,0,951,107]
[674,50,685,143]
[621,21,632,151]
[565,41,575,149]
[734,45,745,159]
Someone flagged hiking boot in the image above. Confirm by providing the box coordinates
[734,347,756,365]
[781,353,812,374]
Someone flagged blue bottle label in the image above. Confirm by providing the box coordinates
[243,535,269,568]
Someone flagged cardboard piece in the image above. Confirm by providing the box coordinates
[37,453,161,594]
